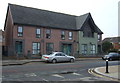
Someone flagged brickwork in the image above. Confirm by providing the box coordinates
[4,4,103,57]
[12,25,77,56]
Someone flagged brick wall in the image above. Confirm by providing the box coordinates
[13,25,77,56]
[4,7,14,56]
[113,43,120,50]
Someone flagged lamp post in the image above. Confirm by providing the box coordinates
[105,59,109,73]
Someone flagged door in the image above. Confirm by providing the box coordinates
[55,53,62,62]
[15,41,23,55]
[61,53,69,61]
[55,53,66,62]
[62,44,72,55]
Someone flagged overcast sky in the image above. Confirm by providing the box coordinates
[0,0,119,39]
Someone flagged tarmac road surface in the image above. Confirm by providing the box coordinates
[2,59,119,82]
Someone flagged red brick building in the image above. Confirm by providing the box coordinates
[4,4,103,58]
[4,4,78,57]
[103,37,120,51]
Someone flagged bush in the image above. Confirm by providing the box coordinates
[102,41,113,53]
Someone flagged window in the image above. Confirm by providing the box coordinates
[18,26,23,37]
[61,31,65,40]
[55,53,61,56]
[98,34,101,41]
[32,42,40,54]
[36,28,41,38]
[55,53,65,56]
[61,53,65,56]
[68,32,72,40]
[90,44,96,54]
[46,29,51,39]
[83,26,94,38]
[46,43,54,54]
[81,44,87,54]
[83,30,94,37]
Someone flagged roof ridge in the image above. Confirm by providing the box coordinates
[7,3,103,34]
[8,3,77,17]
[103,37,120,41]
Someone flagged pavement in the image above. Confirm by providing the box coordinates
[1,58,120,82]
[89,65,120,82]
[1,58,101,66]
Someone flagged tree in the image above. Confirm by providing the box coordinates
[102,41,113,53]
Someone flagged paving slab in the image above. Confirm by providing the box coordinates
[2,58,102,66]
[94,65,120,81]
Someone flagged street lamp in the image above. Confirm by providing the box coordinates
[105,59,109,73]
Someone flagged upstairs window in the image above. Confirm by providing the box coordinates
[61,31,65,40]
[18,26,23,37]
[46,29,51,39]
[36,28,41,38]
[98,34,101,41]
[83,30,94,37]
[68,32,73,40]
[83,26,94,38]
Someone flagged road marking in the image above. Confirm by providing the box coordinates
[72,73,81,76]
[52,74,64,78]
[25,73,37,77]
[42,79,48,81]
[80,77,91,79]
[88,68,120,82]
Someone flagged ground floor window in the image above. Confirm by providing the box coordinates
[32,42,40,54]
[81,44,87,54]
[90,44,96,54]
[46,43,54,54]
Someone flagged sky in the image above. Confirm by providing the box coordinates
[0,0,119,39]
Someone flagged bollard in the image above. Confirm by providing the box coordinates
[105,59,109,73]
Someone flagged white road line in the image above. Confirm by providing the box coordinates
[42,79,49,81]
[52,74,64,78]
[72,73,81,76]
[25,73,37,77]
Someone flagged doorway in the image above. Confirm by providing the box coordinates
[62,44,72,55]
[15,41,23,55]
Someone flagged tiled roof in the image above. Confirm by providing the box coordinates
[8,4,103,34]
[103,37,120,43]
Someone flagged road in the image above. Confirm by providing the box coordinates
[2,59,119,82]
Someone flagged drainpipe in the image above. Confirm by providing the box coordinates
[77,32,80,56]
[43,28,44,54]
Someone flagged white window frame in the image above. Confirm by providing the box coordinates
[18,26,23,37]
[32,42,40,54]
[90,44,96,54]
[36,28,41,38]
[46,29,51,39]
[61,31,65,40]
[81,44,87,54]
[68,32,72,40]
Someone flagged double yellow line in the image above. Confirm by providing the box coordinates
[88,68,120,82]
